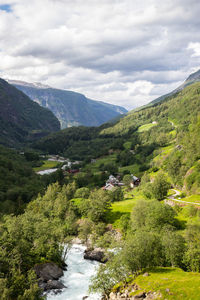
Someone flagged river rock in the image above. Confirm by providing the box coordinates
[45,280,66,290]
[34,262,65,292]
[34,262,64,281]
[84,247,108,263]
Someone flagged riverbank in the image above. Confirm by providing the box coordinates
[47,244,101,300]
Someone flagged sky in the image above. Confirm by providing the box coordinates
[0,0,200,110]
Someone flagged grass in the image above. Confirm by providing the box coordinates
[84,154,116,173]
[119,164,140,175]
[137,123,157,133]
[34,160,59,172]
[181,194,200,204]
[132,267,200,300]
[169,129,177,139]
[105,189,146,227]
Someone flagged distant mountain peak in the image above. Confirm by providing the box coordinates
[7,80,50,89]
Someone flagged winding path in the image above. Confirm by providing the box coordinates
[165,189,200,206]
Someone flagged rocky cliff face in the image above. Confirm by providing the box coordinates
[9,80,127,129]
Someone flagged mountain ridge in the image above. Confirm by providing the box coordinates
[149,68,200,106]
[9,80,127,129]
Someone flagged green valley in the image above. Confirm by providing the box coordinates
[1,73,200,300]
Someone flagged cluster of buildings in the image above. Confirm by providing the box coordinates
[103,174,140,191]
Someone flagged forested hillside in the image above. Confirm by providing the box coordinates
[0,146,65,215]
[0,79,60,147]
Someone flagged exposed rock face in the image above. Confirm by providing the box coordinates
[84,247,108,263]
[10,80,127,129]
[34,262,66,291]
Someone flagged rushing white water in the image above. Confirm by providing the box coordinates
[47,244,101,300]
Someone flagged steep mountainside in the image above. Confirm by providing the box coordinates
[0,78,60,147]
[9,80,127,129]
[148,68,200,106]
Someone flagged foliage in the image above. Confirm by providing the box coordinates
[0,78,60,148]
[0,182,81,299]
[131,200,177,231]
[184,224,200,272]
[151,172,171,200]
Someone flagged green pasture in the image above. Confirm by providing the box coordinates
[137,123,157,133]
[34,160,59,172]
[133,267,200,300]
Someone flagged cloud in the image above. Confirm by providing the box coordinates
[0,0,200,109]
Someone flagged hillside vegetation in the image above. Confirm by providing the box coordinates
[0,78,60,147]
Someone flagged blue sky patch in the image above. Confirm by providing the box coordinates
[0,4,12,12]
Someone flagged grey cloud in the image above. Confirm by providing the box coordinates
[1,0,200,109]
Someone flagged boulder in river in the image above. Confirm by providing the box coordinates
[84,247,108,263]
[34,262,66,291]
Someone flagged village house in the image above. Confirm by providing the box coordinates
[103,175,124,191]
[130,174,140,188]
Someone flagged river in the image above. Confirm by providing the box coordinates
[47,244,101,300]
[37,168,58,175]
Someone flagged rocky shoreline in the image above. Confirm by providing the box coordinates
[107,290,161,300]
[34,262,66,292]
[33,242,106,295]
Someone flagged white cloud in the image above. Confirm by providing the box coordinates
[0,0,200,109]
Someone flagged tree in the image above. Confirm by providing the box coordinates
[151,172,170,200]
[123,174,132,187]
[131,200,177,231]
[110,187,123,202]
[184,224,200,272]
[78,218,93,244]
[162,229,185,267]
[88,189,111,222]
[74,187,90,198]
[122,230,163,273]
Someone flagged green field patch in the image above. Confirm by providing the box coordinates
[169,129,176,138]
[84,154,116,173]
[132,267,200,300]
[123,141,132,150]
[137,123,157,133]
[119,164,140,175]
[34,160,59,171]
[105,198,135,226]
[182,194,200,203]
[106,189,146,226]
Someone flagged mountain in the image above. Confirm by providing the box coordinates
[9,80,127,129]
[149,68,200,106]
[0,78,60,147]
